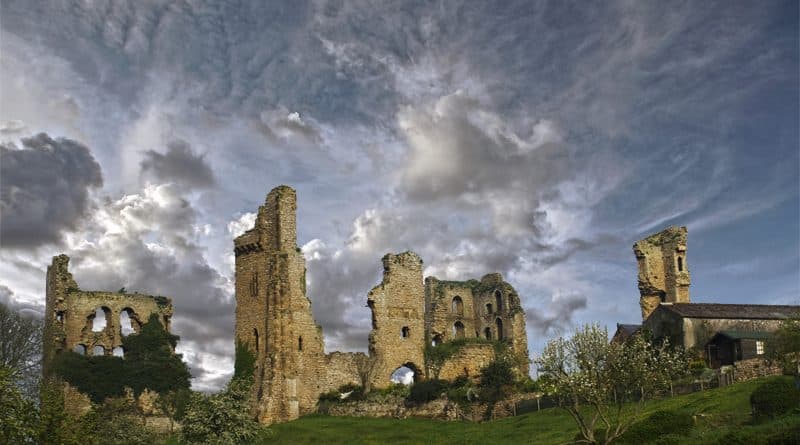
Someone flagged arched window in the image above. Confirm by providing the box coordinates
[253,328,259,352]
[451,296,464,316]
[92,345,105,356]
[485,303,493,314]
[484,327,492,340]
[453,321,465,339]
[677,256,683,272]
[73,344,86,355]
[112,346,124,357]
[91,307,109,332]
[55,311,64,323]
[120,309,136,336]
[495,290,503,312]
[495,318,504,340]
[431,334,443,346]
[401,326,410,338]
[298,336,303,351]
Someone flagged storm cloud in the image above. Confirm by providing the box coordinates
[0,133,103,248]
[140,140,216,188]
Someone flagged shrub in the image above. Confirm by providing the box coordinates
[617,410,694,444]
[181,378,263,445]
[750,379,800,421]
[406,379,448,404]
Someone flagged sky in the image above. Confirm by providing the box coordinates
[0,0,798,392]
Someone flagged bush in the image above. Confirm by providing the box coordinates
[617,410,694,444]
[750,379,800,421]
[181,378,263,445]
[716,417,800,445]
[406,379,448,404]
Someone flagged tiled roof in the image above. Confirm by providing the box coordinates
[658,303,800,320]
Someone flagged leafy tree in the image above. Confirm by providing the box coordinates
[479,359,516,403]
[536,324,689,445]
[181,378,264,445]
[0,365,38,444]
[0,302,42,399]
[766,315,800,376]
[52,313,190,402]
[122,314,191,396]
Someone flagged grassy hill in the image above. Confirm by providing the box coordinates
[266,376,800,445]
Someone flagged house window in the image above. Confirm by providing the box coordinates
[756,340,765,355]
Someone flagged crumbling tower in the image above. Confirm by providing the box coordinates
[233,186,326,424]
[633,226,691,320]
[366,252,426,388]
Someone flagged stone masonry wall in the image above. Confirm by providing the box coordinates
[633,226,690,320]
[438,343,496,381]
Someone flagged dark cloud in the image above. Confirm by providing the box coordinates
[140,140,215,188]
[526,292,588,336]
[0,284,43,319]
[0,133,103,248]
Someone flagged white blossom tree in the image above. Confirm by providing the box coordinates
[536,324,688,445]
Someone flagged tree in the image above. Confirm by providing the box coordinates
[354,353,378,393]
[181,378,264,445]
[0,365,38,444]
[536,324,688,445]
[52,313,190,402]
[766,315,800,376]
[0,302,42,399]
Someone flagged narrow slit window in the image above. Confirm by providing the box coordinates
[677,256,683,272]
[298,336,303,351]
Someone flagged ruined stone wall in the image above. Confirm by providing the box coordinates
[730,358,783,382]
[438,343,496,381]
[424,274,530,376]
[367,252,426,389]
[633,226,690,320]
[424,278,476,343]
[42,254,174,416]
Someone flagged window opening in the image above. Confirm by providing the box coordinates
[298,336,303,351]
[495,318,504,340]
[486,303,493,314]
[453,321,465,339]
[677,256,683,272]
[91,307,107,332]
[451,296,464,316]
[120,309,135,335]
[112,347,124,357]
[756,340,765,355]
[401,326,410,338]
[73,344,86,355]
[495,290,503,311]
[92,345,105,356]
[484,327,492,340]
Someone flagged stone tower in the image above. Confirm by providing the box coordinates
[366,252,426,388]
[633,226,690,320]
[234,185,327,424]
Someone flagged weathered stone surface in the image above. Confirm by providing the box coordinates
[633,226,690,319]
[438,343,496,381]
[43,254,174,414]
[236,186,531,425]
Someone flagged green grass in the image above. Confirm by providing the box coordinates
[265,376,800,445]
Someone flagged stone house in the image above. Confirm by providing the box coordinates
[706,330,772,368]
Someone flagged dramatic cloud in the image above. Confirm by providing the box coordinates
[140,140,216,188]
[0,133,103,247]
[0,0,796,389]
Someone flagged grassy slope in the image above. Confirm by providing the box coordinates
[266,376,800,445]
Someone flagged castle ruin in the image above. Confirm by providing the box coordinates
[234,186,530,424]
[42,254,174,413]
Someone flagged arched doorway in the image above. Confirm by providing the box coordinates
[390,362,420,385]
[453,321,465,339]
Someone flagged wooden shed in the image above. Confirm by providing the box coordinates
[706,330,771,368]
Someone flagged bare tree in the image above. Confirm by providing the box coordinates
[354,353,378,393]
[0,302,42,399]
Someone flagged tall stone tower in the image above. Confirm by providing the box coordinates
[366,252,426,388]
[234,185,326,424]
[633,226,691,320]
